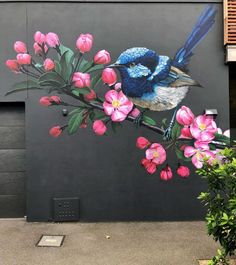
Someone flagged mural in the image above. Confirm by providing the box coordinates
[5,5,230,179]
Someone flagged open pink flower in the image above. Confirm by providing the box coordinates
[190,115,217,142]
[176,106,195,126]
[103,90,133,122]
[184,141,215,168]
[145,143,166,165]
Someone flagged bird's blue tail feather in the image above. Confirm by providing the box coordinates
[173,5,217,71]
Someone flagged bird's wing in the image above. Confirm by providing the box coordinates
[157,66,200,87]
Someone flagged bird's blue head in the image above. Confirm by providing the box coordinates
[110,47,159,78]
[108,47,159,97]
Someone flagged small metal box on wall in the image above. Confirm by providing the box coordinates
[53,197,80,222]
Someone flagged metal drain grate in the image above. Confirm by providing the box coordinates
[36,235,65,247]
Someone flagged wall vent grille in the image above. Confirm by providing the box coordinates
[224,0,236,45]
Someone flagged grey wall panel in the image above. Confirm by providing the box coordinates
[24,1,228,222]
[0,172,25,195]
[0,3,27,102]
[0,150,25,172]
[0,195,25,217]
[0,104,25,126]
[0,127,25,149]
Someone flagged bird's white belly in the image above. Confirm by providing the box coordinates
[130,86,189,111]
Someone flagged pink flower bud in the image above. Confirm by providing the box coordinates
[16,53,31,65]
[49,126,62,138]
[136,137,151,149]
[160,165,173,181]
[43,58,55,71]
[34,31,46,45]
[179,126,192,139]
[176,106,195,126]
[114,82,122,91]
[5,59,21,73]
[80,120,87,129]
[84,89,96,101]
[102,68,117,86]
[177,165,190,178]
[92,120,107,136]
[76,33,93,53]
[14,41,27,53]
[39,96,51,106]
[50,96,61,104]
[72,72,91,88]
[130,108,141,118]
[94,50,111,64]
[46,32,60,48]
[145,162,157,174]
[141,158,150,167]
[34,42,48,56]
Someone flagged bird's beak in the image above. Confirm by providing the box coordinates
[108,63,124,68]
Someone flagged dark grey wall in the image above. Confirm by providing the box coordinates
[0,1,229,221]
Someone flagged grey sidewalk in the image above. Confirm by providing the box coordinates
[0,220,219,265]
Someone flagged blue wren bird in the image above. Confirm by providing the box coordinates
[109,5,217,140]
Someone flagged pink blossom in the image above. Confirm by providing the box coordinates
[160,165,173,181]
[49,126,62,137]
[146,143,166,165]
[179,126,192,139]
[84,89,96,101]
[72,72,91,88]
[5,59,21,73]
[46,32,60,48]
[103,90,133,122]
[136,137,150,149]
[130,108,141,118]
[92,120,107,136]
[76,33,93,53]
[16,53,31,65]
[190,115,217,142]
[114,83,122,91]
[43,58,55,71]
[94,50,111,64]
[34,42,48,55]
[34,31,46,45]
[14,41,27,53]
[177,165,190,178]
[102,68,117,86]
[176,106,195,126]
[141,159,157,174]
[39,96,61,106]
[184,141,215,168]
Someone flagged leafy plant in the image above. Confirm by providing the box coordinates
[197,145,236,265]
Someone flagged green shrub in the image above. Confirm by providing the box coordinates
[197,146,236,265]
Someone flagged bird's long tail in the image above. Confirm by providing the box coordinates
[172,5,217,71]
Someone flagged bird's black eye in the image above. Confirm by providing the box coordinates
[129,62,136,68]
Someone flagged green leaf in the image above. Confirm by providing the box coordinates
[171,121,181,140]
[161,118,168,129]
[93,112,107,120]
[54,60,61,74]
[68,112,84,135]
[39,80,63,88]
[39,72,65,86]
[6,80,40,95]
[60,51,73,82]
[87,64,104,73]
[214,133,230,146]
[91,75,102,89]
[68,108,83,116]
[143,115,156,126]
[58,44,74,65]
[175,147,191,162]
[79,60,93,73]
[71,88,90,96]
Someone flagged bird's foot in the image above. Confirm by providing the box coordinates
[163,126,172,141]
[133,113,144,127]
